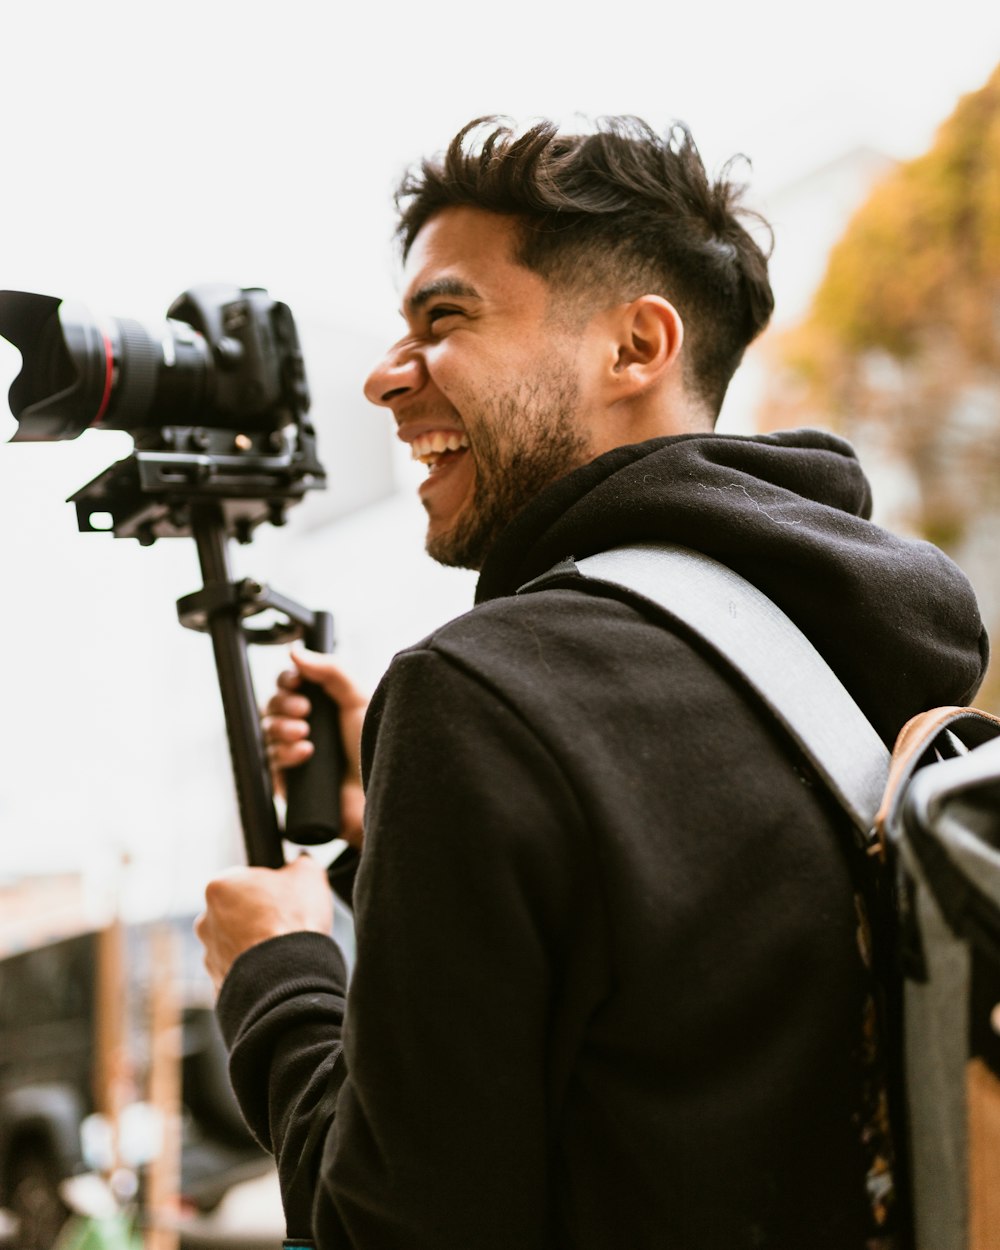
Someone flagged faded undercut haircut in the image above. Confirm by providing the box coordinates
[395,116,775,419]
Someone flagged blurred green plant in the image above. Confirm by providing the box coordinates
[52,1214,141,1250]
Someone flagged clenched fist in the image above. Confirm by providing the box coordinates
[263,648,368,849]
[196,853,335,991]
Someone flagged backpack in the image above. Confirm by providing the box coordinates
[538,542,1000,1250]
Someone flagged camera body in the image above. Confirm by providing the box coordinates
[0,285,325,542]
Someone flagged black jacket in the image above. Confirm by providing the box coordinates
[218,430,988,1249]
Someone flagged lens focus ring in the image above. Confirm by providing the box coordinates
[112,317,161,427]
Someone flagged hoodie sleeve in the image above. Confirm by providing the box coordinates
[218,644,598,1250]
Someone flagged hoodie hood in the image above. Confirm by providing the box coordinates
[476,428,989,744]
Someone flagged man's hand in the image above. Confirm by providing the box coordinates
[196,853,334,992]
[263,649,368,849]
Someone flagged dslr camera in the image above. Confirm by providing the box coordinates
[0,284,325,541]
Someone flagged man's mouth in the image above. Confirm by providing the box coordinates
[410,430,470,472]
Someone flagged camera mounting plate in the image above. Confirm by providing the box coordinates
[69,425,326,545]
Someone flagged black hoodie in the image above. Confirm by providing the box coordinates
[218,430,988,1250]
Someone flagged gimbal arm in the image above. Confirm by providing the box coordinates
[190,504,284,866]
[185,503,344,867]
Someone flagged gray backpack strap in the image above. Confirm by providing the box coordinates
[571,543,891,838]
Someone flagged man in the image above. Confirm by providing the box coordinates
[196,117,988,1248]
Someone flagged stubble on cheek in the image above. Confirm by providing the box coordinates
[426,367,589,571]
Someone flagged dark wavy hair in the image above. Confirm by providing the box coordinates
[395,116,775,418]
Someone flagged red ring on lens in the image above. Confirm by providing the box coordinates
[92,331,114,425]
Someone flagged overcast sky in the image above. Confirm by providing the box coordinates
[0,0,997,899]
[1,0,997,491]
[1,0,997,331]
[2,0,997,431]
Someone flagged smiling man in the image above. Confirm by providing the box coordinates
[388,211,593,569]
[196,117,988,1249]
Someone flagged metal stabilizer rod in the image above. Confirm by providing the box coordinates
[190,503,285,867]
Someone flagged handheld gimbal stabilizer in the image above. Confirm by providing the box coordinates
[0,285,344,868]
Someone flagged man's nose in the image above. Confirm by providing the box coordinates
[363,343,424,408]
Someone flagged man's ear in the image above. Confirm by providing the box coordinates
[610,295,684,395]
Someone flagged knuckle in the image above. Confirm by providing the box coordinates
[204,878,228,905]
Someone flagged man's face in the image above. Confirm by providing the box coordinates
[364,207,606,569]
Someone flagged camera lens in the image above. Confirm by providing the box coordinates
[0,292,212,441]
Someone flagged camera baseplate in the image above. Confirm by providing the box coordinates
[68,424,326,545]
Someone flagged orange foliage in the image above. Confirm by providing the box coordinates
[764,62,1000,552]
[763,66,1000,704]
[806,62,1000,376]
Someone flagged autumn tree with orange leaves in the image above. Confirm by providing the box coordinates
[761,64,1000,706]
[762,63,1000,553]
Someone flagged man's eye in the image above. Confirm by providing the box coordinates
[427,306,461,326]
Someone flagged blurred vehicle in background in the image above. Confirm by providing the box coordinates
[0,919,271,1250]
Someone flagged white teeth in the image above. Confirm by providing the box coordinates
[410,430,470,465]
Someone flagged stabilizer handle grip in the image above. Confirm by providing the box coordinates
[283,612,346,845]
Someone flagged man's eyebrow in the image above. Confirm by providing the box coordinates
[403,278,481,317]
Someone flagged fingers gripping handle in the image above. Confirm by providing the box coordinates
[283,612,346,846]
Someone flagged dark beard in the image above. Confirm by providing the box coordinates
[427,373,588,570]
